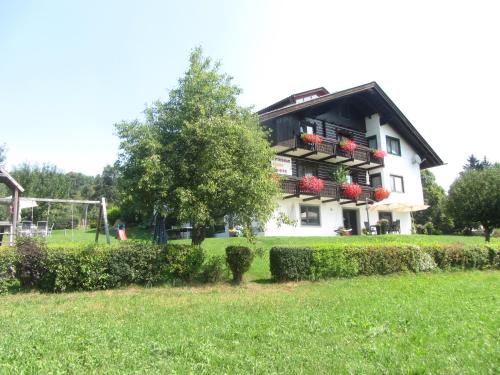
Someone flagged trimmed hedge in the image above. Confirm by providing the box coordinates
[270,244,500,282]
[226,246,254,284]
[0,239,207,293]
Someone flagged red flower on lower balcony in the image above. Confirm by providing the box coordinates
[339,139,357,152]
[372,149,387,159]
[301,133,323,144]
[299,176,325,194]
[374,187,391,201]
[342,183,362,199]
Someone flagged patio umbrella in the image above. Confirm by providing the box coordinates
[0,196,38,210]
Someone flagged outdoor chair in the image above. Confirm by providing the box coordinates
[37,221,49,237]
[18,221,34,237]
[364,221,378,235]
[390,220,401,234]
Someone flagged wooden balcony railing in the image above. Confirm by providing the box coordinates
[281,177,376,203]
[274,135,384,169]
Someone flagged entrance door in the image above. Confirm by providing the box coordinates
[343,209,358,235]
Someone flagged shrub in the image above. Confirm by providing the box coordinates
[165,244,204,282]
[15,237,48,288]
[201,256,228,283]
[226,246,254,284]
[422,244,491,270]
[270,247,313,281]
[0,248,18,294]
[107,206,121,225]
[311,246,358,279]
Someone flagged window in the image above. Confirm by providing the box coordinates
[297,162,317,177]
[300,123,316,135]
[367,136,378,150]
[390,175,404,193]
[300,205,321,226]
[379,211,393,224]
[386,136,401,156]
[370,173,382,188]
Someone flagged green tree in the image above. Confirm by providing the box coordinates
[94,164,120,203]
[413,170,454,234]
[116,47,280,245]
[463,154,492,172]
[447,165,500,241]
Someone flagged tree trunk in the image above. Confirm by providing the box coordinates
[483,225,491,242]
[191,224,206,245]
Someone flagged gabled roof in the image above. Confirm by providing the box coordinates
[259,82,444,169]
[0,166,24,192]
[257,87,329,115]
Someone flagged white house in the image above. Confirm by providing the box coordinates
[256,82,443,236]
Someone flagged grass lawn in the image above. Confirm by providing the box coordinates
[1,271,499,374]
[44,229,499,281]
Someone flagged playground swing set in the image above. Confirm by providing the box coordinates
[0,166,128,246]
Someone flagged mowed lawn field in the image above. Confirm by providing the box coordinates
[0,271,499,374]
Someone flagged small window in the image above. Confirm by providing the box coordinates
[300,123,316,135]
[370,173,382,188]
[297,162,317,177]
[390,175,404,193]
[300,205,321,226]
[386,136,401,156]
[367,136,378,150]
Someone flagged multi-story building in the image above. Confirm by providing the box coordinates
[258,82,443,236]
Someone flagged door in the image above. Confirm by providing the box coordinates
[343,209,358,235]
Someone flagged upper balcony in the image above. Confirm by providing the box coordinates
[273,135,384,170]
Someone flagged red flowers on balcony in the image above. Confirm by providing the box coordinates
[374,187,391,201]
[342,183,362,199]
[299,176,325,194]
[301,133,323,144]
[372,149,387,159]
[339,139,357,152]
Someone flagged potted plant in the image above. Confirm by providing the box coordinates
[339,138,357,152]
[378,219,389,234]
[299,176,325,194]
[300,133,323,144]
[374,187,391,201]
[341,183,362,199]
[331,165,349,184]
[372,149,387,159]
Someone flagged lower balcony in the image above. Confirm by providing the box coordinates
[273,136,384,170]
[281,177,376,205]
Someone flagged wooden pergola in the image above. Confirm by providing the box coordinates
[0,166,23,246]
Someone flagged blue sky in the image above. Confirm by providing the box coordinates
[1,0,499,189]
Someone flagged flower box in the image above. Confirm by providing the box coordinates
[299,176,325,194]
[372,149,387,159]
[339,139,357,152]
[374,187,391,201]
[341,183,362,199]
[300,133,323,144]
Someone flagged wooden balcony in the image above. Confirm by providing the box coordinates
[273,136,384,170]
[281,177,376,205]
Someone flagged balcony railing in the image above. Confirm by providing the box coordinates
[281,177,376,204]
[273,135,384,170]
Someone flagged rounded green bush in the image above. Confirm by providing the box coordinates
[226,246,254,284]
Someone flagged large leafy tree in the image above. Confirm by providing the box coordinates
[447,165,500,241]
[413,169,454,233]
[116,48,280,244]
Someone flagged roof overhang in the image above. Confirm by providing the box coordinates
[259,82,444,169]
[0,166,24,192]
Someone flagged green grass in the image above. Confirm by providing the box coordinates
[43,229,499,281]
[1,271,499,374]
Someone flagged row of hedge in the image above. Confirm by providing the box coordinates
[0,238,230,294]
[270,244,500,281]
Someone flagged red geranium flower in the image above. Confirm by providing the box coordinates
[339,139,357,152]
[374,187,391,201]
[373,149,387,159]
[301,133,323,144]
[299,176,325,194]
[342,183,362,199]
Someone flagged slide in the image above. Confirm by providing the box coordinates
[117,228,128,241]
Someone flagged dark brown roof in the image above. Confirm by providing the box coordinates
[259,82,444,169]
[0,166,24,192]
[257,87,329,115]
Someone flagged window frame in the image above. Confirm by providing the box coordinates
[386,136,401,156]
[378,211,393,224]
[300,205,321,226]
[297,161,318,178]
[390,174,405,193]
[370,173,382,188]
[367,135,378,150]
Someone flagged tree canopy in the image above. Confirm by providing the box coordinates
[116,47,280,244]
[447,165,500,241]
